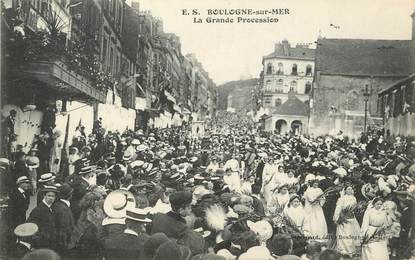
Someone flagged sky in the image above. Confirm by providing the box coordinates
[127,0,414,85]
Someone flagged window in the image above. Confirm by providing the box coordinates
[265,80,272,92]
[109,47,114,74]
[290,81,297,92]
[276,79,283,93]
[116,54,119,74]
[265,97,271,104]
[102,37,108,66]
[40,0,49,18]
[266,63,273,75]
[346,90,360,110]
[277,62,283,75]
[291,64,298,75]
[306,65,312,76]
[275,98,282,107]
[112,0,116,15]
[305,82,312,94]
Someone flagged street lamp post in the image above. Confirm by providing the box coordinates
[363,83,372,133]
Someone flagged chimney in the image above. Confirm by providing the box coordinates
[282,40,290,56]
[412,11,415,40]
[131,1,139,11]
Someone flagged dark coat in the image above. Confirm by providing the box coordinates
[13,161,30,181]
[10,242,31,259]
[150,211,188,239]
[252,195,265,216]
[104,231,149,260]
[53,200,75,252]
[27,201,57,249]
[99,222,125,243]
[70,176,89,221]
[7,188,30,229]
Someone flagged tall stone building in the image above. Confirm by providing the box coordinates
[311,38,414,136]
[260,40,314,134]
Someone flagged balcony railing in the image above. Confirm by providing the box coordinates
[18,60,107,103]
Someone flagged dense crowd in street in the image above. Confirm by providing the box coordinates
[1,112,415,260]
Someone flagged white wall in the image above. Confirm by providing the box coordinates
[55,101,94,147]
[2,104,43,152]
[263,57,313,95]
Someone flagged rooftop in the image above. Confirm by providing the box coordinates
[263,40,315,61]
[272,91,309,116]
[315,38,415,76]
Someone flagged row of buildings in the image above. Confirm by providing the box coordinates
[255,11,415,137]
[1,0,218,149]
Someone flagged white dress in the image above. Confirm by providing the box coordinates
[303,187,328,241]
[284,205,306,233]
[361,207,390,260]
[333,195,360,256]
[261,163,279,204]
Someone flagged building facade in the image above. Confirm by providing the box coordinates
[378,73,415,137]
[259,40,314,134]
[1,0,218,157]
[311,38,414,137]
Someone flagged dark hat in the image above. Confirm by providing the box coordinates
[141,233,170,259]
[58,183,73,199]
[14,223,38,237]
[154,241,186,260]
[177,230,206,255]
[169,191,192,209]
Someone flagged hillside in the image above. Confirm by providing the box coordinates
[217,78,259,110]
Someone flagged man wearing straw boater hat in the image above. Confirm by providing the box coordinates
[36,173,56,203]
[104,206,152,260]
[7,176,31,229]
[70,166,93,221]
[12,222,38,258]
[101,189,136,242]
[52,183,75,255]
[27,185,59,249]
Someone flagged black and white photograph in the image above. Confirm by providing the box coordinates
[0,0,415,259]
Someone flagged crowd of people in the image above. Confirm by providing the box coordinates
[1,111,415,260]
